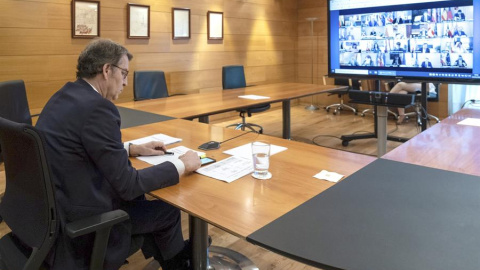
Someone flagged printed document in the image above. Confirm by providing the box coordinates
[196,156,253,183]
[136,146,204,166]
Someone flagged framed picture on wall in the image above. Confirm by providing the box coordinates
[128,4,150,39]
[207,11,223,40]
[71,0,100,38]
[172,8,191,39]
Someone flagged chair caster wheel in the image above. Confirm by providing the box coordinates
[342,140,349,146]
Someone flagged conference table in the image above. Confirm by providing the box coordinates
[247,108,480,270]
[121,119,375,270]
[383,108,480,176]
[118,82,346,139]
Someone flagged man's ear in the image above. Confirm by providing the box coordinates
[102,63,111,80]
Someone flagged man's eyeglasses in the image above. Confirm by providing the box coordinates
[111,64,129,79]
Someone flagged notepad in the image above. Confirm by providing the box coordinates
[125,134,182,146]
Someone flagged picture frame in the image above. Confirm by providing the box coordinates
[207,11,223,40]
[172,8,191,39]
[128,4,150,39]
[71,0,100,38]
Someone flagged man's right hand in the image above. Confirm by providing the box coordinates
[179,151,201,174]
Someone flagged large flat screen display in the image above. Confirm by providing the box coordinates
[328,0,480,83]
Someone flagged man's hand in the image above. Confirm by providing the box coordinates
[130,141,167,156]
[179,151,201,173]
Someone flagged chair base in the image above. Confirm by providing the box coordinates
[361,108,398,119]
[208,246,258,270]
[227,123,263,134]
[405,112,440,126]
[325,103,357,115]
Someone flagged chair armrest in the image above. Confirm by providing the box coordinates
[65,209,129,238]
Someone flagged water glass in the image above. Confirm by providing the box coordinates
[251,141,272,180]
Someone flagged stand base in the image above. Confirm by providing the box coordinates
[304,104,319,111]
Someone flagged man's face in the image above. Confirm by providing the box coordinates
[106,55,129,101]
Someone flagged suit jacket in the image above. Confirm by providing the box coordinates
[421,61,433,68]
[36,79,179,269]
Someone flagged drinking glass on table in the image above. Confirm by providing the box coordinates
[251,141,272,180]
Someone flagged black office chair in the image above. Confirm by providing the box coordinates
[405,83,441,125]
[133,70,172,100]
[385,82,440,125]
[0,117,132,270]
[0,79,40,223]
[222,65,270,133]
[0,80,37,125]
[322,76,360,115]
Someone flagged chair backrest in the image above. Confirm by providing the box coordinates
[0,117,57,270]
[222,65,247,89]
[0,80,33,125]
[133,71,169,100]
[333,78,362,90]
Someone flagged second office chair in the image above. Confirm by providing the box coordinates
[222,65,270,133]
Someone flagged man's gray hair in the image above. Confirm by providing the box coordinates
[76,39,133,79]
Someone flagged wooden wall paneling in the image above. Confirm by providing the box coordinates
[225,18,296,36]
[123,32,171,53]
[224,35,267,52]
[0,0,298,113]
[170,34,225,53]
[132,52,200,72]
[0,1,48,28]
[265,35,296,51]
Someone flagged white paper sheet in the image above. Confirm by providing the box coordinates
[223,143,287,159]
[195,156,253,183]
[457,118,480,127]
[126,134,182,146]
[313,170,344,183]
[136,146,204,166]
[238,95,270,100]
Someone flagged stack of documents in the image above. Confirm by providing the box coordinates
[195,143,287,183]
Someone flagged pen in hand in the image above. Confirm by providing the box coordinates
[155,146,174,155]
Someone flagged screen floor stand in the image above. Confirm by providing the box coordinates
[339,80,409,157]
[340,105,409,157]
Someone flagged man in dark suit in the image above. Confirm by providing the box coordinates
[36,39,201,270]
[421,43,430,53]
[454,55,468,67]
[421,57,433,68]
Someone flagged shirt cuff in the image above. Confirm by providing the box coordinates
[124,142,130,156]
[170,158,186,176]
